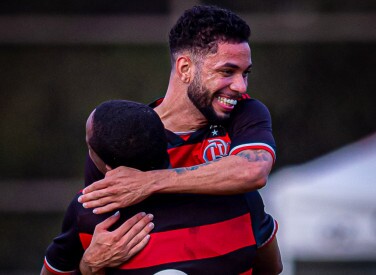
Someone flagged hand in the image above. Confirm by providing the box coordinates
[80,211,154,274]
[79,166,156,214]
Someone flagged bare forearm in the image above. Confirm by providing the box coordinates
[153,150,273,195]
[79,149,273,212]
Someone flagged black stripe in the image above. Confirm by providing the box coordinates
[106,246,256,274]
[119,194,250,232]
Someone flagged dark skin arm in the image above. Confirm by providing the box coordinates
[253,237,283,275]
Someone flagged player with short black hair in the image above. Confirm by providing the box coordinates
[41,100,164,275]
[169,5,251,61]
[88,100,168,171]
[41,99,280,274]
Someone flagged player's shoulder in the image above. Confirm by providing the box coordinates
[230,97,271,123]
[65,190,85,214]
[236,96,269,112]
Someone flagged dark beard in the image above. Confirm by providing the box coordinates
[187,76,229,124]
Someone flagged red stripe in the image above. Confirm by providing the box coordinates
[168,143,203,167]
[44,258,73,274]
[240,94,251,100]
[120,213,255,269]
[79,233,92,250]
[230,145,276,163]
[240,268,253,275]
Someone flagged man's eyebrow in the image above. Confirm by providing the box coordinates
[220,63,253,70]
[245,64,253,71]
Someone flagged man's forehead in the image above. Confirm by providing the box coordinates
[204,42,252,68]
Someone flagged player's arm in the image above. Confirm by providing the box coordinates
[41,187,154,274]
[165,148,273,194]
[79,100,274,214]
[41,212,153,275]
[78,148,273,214]
[78,211,154,274]
[245,190,282,274]
[253,237,283,274]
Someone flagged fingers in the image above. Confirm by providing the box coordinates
[95,210,121,231]
[92,202,120,215]
[79,166,146,214]
[82,177,111,195]
[79,183,116,207]
[79,192,117,211]
[111,214,154,264]
[87,212,155,268]
[79,195,114,212]
[115,212,154,237]
[127,234,151,259]
[82,166,139,197]
[124,219,154,252]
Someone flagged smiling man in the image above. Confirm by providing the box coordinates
[79,5,281,274]
[41,100,281,274]
[185,42,252,124]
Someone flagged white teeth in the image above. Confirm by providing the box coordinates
[218,96,237,106]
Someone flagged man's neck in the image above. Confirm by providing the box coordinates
[154,95,207,133]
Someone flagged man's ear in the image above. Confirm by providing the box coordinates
[105,165,112,172]
[175,55,193,83]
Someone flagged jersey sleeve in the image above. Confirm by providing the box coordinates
[244,191,278,248]
[227,99,276,162]
[84,153,104,187]
[44,194,84,274]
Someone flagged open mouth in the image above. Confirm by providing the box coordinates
[217,96,237,108]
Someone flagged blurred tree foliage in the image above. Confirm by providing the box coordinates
[0,43,375,180]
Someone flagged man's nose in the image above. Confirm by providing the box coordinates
[230,75,247,94]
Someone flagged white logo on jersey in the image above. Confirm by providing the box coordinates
[203,139,230,162]
[154,270,187,275]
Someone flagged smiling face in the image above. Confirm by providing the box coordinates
[187,42,252,123]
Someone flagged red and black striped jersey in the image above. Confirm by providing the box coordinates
[44,96,277,274]
[84,97,276,186]
[151,96,276,169]
[45,191,277,274]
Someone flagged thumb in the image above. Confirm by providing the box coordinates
[95,211,120,231]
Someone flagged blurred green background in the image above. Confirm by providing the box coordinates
[0,0,375,274]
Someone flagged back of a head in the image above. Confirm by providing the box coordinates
[169,5,251,60]
[89,100,169,171]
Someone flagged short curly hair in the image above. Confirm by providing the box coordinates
[169,5,251,62]
[88,100,169,171]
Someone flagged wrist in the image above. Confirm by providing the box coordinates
[80,253,105,275]
[149,169,173,194]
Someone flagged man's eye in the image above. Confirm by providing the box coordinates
[221,70,233,76]
[242,70,251,78]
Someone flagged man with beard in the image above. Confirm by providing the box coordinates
[41,100,281,274]
[78,5,281,274]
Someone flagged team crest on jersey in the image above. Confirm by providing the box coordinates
[202,138,230,162]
